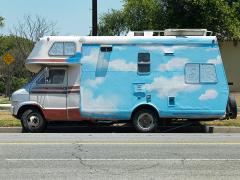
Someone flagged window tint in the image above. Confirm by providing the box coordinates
[36,69,65,85]
[185,63,217,84]
[48,69,65,84]
[96,46,111,77]
[138,53,150,74]
[100,46,112,52]
[64,42,76,56]
[49,42,76,56]
[200,64,217,83]
[185,64,200,84]
[36,75,46,85]
[49,42,64,56]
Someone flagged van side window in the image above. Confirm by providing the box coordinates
[37,69,66,85]
[49,42,64,56]
[185,64,200,84]
[200,64,217,83]
[96,45,112,77]
[48,69,66,84]
[64,42,76,56]
[49,42,76,56]
[138,53,150,74]
[185,63,217,84]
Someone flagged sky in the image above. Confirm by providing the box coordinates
[0,0,123,36]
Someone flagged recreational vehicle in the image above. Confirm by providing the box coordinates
[11,29,237,132]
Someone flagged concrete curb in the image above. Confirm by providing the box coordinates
[0,127,22,133]
[206,126,240,133]
[0,126,240,133]
[0,104,11,111]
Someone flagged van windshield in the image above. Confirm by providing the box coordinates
[28,67,45,85]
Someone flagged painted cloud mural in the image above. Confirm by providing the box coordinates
[81,88,119,113]
[145,76,200,98]
[86,77,105,88]
[109,59,137,71]
[207,55,222,65]
[159,58,188,72]
[140,45,196,53]
[81,48,99,65]
[199,89,218,101]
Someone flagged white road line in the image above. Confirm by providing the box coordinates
[1,142,240,145]
[5,158,240,161]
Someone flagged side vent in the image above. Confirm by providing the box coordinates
[164,52,174,56]
[168,97,175,106]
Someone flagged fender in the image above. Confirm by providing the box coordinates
[131,102,160,119]
[13,101,44,117]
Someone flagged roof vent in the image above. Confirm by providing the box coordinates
[164,29,212,36]
[127,31,164,37]
[127,29,212,36]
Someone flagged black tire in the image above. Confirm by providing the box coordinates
[228,95,237,119]
[21,109,47,133]
[132,109,158,133]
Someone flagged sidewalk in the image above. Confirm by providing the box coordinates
[0,104,11,111]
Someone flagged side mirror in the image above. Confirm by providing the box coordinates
[44,67,49,78]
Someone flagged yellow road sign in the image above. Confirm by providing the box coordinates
[2,53,14,65]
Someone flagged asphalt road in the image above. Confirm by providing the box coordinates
[1,133,240,180]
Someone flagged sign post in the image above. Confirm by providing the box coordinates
[2,53,14,100]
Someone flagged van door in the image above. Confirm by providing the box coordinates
[30,67,68,121]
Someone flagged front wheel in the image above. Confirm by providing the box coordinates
[132,109,158,133]
[21,109,47,133]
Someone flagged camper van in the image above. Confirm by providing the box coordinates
[11,29,237,133]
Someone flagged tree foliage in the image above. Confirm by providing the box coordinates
[98,0,240,39]
[123,0,166,31]
[99,9,127,35]
[0,16,4,27]
[0,15,58,95]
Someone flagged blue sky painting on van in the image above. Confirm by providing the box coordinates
[79,37,228,119]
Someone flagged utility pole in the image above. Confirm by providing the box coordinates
[92,0,98,36]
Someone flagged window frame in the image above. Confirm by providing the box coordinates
[35,67,67,87]
[184,63,218,84]
[200,63,218,84]
[100,46,113,52]
[48,42,76,57]
[137,52,151,75]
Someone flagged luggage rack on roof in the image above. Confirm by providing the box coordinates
[127,29,213,37]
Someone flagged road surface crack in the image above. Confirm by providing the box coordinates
[72,144,97,173]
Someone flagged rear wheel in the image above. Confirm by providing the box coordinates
[132,109,158,133]
[227,95,237,119]
[21,109,47,133]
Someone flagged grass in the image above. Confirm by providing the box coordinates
[0,96,10,104]
[0,111,21,127]
[201,117,240,127]
[0,110,240,127]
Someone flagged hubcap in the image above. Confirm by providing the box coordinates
[137,113,154,129]
[27,115,40,128]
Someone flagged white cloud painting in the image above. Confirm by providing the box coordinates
[109,59,137,71]
[140,45,196,53]
[145,76,200,98]
[81,49,99,65]
[86,77,105,88]
[199,89,218,101]
[207,55,222,65]
[81,88,119,113]
[114,46,127,51]
[159,58,188,72]
[206,47,218,52]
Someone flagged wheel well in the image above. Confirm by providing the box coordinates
[131,104,159,120]
[17,105,44,119]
